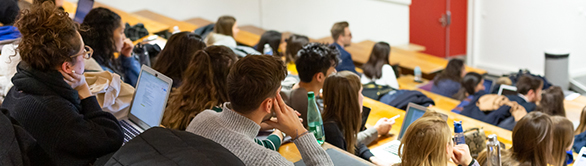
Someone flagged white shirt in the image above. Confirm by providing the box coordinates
[0,43,20,97]
[360,64,399,89]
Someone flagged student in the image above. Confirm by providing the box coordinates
[551,116,574,166]
[330,21,358,74]
[80,7,141,86]
[206,15,239,47]
[535,86,565,116]
[397,117,479,166]
[162,46,236,130]
[431,59,465,98]
[284,34,309,64]
[152,32,206,87]
[478,111,553,166]
[322,71,389,165]
[451,72,485,114]
[0,0,20,46]
[576,107,586,135]
[1,3,123,165]
[186,55,333,166]
[361,42,399,89]
[255,30,282,56]
[508,75,543,112]
[284,43,339,127]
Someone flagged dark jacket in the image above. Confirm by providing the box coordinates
[0,109,52,166]
[1,62,124,166]
[324,121,374,161]
[431,79,461,98]
[384,90,435,110]
[332,43,358,74]
[506,95,536,112]
[460,91,514,127]
[105,127,245,166]
[574,131,586,154]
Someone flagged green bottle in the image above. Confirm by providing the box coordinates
[307,92,325,145]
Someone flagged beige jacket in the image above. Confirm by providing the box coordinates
[85,71,134,120]
[476,94,527,121]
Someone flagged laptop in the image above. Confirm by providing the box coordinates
[370,103,448,164]
[497,84,518,96]
[73,0,94,23]
[119,65,173,143]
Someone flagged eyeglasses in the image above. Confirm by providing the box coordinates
[70,45,93,59]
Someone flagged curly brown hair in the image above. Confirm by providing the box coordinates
[161,46,237,130]
[15,2,82,71]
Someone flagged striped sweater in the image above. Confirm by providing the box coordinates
[186,104,333,166]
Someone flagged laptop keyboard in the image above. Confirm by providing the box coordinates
[382,143,401,155]
[120,120,141,143]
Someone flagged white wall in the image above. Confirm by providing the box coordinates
[469,0,586,77]
[75,0,411,46]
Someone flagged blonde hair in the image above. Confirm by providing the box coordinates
[398,117,451,166]
[551,116,574,166]
[322,71,362,154]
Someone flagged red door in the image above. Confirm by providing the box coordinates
[410,0,467,58]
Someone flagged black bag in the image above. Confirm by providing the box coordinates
[362,82,395,100]
[124,23,149,41]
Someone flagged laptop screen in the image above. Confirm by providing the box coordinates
[498,84,518,96]
[73,0,94,23]
[397,105,427,140]
[130,70,170,127]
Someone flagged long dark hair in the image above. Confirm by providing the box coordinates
[535,86,566,116]
[256,30,282,56]
[285,34,309,63]
[79,7,121,73]
[162,46,237,130]
[153,32,206,85]
[434,59,464,85]
[363,42,391,80]
[452,72,483,100]
[214,16,236,37]
[511,111,553,166]
[322,71,362,154]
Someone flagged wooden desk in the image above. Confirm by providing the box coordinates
[240,25,266,36]
[185,17,213,27]
[132,10,198,32]
[397,75,429,90]
[279,142,373,165]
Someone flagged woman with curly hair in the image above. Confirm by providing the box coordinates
[80,7,141,86]
[1,2,123,165]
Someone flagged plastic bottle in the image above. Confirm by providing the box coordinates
[263,43,273,55]
[414,66,422,83]
[454,121,466,145]
[307,92,325,145]
[486,134,502,166]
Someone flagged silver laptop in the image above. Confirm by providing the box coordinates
[119,65,173,143]
[497,84,518,96]
[370,103,448,164]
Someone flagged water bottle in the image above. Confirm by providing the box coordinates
[486,134,502,166]
[414,66,422,83]
[453,121,466,145]
[263,43,273,55]
[307,92,325,145]
[172,26,180,34]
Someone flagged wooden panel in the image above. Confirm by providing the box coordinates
[397,75,430,90]
[93,2,170,33]
[184,17,213,27]
[132,10,198,32]
[240,25,266,36]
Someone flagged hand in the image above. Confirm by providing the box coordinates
[60,70,92,99]
[261,111,303,130]
[55,0,64,7]
[265,93,308,138]
[121,39,134,58]
[451,144,473,166]
[374,118,395,135]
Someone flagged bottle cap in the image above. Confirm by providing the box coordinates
[454,121,463,133]
[307,91,315,98]
[488,134,497,142]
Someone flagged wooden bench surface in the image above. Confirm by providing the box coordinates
[132,10,198,32]
[184,17,214,27]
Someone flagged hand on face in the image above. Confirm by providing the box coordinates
[60,70,86,90]
[121,38,134,57]
[264,93,307,137]
[451,144,473,166]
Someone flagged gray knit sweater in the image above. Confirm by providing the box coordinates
[186,104,334,166]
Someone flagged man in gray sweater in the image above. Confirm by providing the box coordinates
[186,55,333,166]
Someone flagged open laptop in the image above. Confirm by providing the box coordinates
[370,103,448,164]
[119,65,173,143]
[73,0,94,23]
[497,84,518,96]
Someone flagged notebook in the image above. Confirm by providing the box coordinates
[370,103,447,164]
[119,65,172,143]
